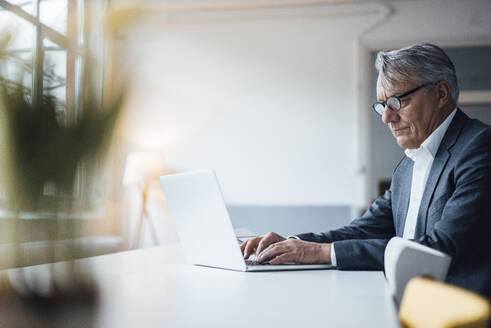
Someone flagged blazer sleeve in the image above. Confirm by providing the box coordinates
[295,187,396,270]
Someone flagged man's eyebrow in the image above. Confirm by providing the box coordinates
[377,92,394,101]
[378,85,406,100]
[377,92,389,101]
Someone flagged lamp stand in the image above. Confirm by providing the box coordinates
[132,181,160,249]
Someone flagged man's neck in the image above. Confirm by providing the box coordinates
[435,104,456,128]
[423,104,456,144]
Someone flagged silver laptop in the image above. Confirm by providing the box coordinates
[160,170,333,271]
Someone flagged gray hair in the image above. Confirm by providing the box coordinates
[375,43,459,103]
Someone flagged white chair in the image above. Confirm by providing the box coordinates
[384,237,452,305]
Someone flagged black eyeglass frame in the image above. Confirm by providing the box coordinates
[372,82,436,116]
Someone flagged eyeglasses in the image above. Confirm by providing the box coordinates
[372,82,435,116]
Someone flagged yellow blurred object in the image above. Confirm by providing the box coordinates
[399,277,491,328]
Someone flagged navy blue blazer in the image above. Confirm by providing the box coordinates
[296,109,491,300]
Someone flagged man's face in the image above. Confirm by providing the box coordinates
[376,77,443,149]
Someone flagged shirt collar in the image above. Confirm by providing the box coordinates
[405,108,457,160]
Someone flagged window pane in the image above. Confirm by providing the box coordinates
[0,52,33,90]
[0,10,35,51]
[1,0,35,15]
[40,0,68,35]
[43,49,66,115]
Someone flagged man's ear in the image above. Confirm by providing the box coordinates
[436,81,451,108]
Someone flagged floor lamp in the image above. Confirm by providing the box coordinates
[123,152,165,249]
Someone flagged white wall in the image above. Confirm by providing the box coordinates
[364,0,491,49]
[118,0,491,208]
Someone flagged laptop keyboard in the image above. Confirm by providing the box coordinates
[245,259,270,266]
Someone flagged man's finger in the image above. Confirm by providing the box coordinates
[240,240,247,254]
[258,243,288,263]
[256,232,282,255]
[244,237,261,258]
[269,253,295,265]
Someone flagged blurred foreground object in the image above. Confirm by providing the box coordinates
[0,83,122,211]
[0,268,99,328]
[400,277,490,328]
[0,28,124,326]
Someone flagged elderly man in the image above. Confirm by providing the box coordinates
[241,43,491,299]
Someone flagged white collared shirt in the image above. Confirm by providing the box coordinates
[402,108,457,239]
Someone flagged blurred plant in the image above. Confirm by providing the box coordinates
[0,74,122,211]
[0,39,122,212]
[0,28,124,327]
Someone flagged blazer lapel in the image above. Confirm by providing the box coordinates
[414,109,468,238]
[414,151,450,237]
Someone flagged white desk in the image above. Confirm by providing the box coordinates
[80,245,399,328]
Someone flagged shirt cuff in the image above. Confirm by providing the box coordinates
[331,243,337,267]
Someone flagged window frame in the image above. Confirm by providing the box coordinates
[0,0,85,119]
[0,0,107,208]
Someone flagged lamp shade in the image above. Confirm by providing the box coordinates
[123,152,166,186]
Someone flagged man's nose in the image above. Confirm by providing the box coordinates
[382,106,399,124]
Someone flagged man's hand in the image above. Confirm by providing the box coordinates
[240,232,286,259]
[257,238,332,265]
